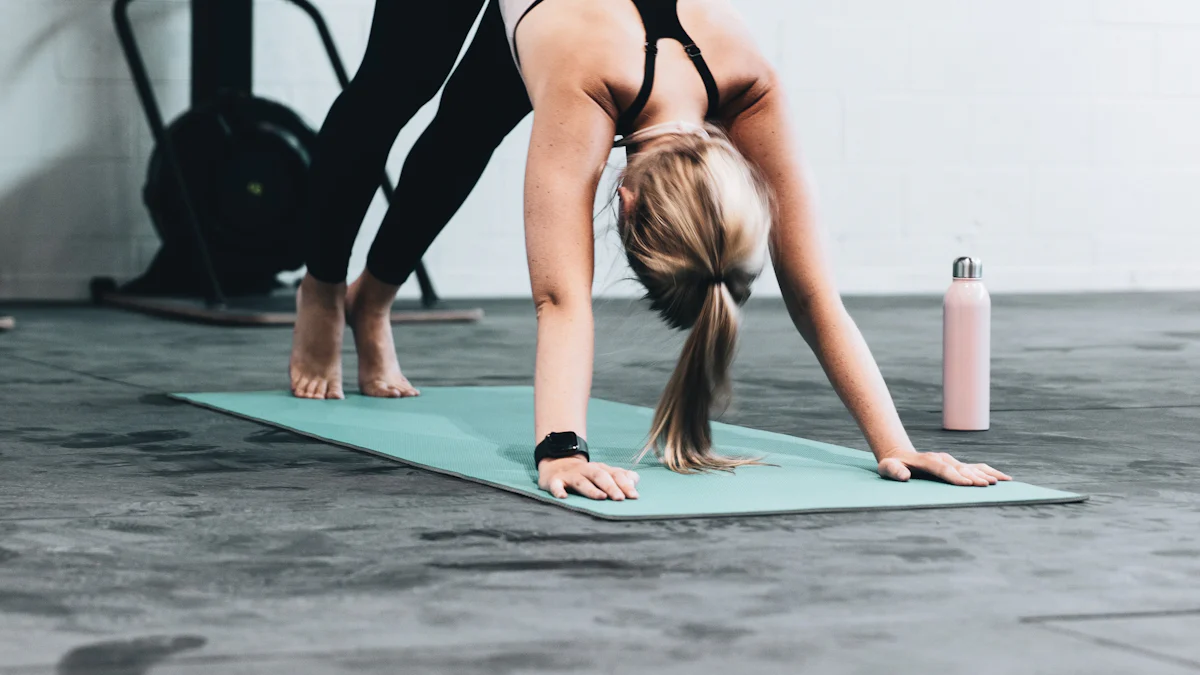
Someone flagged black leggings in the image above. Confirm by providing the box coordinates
[304,0,533,286]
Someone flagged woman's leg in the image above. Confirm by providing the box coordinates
[304,1,487,283]
[291,0,486,400]
[346,0,534,398]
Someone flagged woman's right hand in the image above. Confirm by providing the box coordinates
[538,457,640,501]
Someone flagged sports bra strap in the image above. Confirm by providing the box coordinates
[615,0,721,137]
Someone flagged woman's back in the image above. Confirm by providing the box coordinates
[510,0,772,129]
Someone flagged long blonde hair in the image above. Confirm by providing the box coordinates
[618,126,772,473]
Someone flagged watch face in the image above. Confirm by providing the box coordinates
[547,432,579,452]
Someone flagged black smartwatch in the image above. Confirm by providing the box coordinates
[534,432,590,467]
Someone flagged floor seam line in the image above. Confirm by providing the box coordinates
[1034,623,1200,671]
[6,354,158,392]
[1022,608,1200,623]
[0,513,197,523]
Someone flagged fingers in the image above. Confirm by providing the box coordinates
[920,453,991,487]
[946,464,986,487]
[585,467,627,501]
[566,475,608,500]
[611,469,640,499]
[584,464,640,501]
[539,464,642,501]
[893,452,968,486]
[597,465,641,499]
[926,455,980,486]
[974,463,1012,481]
[939,455,995,486]
[962,465,997,485]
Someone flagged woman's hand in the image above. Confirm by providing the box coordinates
[877,449,1011,487]
[538,457,640,501]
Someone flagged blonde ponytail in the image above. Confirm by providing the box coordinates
[619,126,772,473]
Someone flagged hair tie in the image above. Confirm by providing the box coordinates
[711,275,725,286]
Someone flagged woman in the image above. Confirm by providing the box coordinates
[505,0,1010,500]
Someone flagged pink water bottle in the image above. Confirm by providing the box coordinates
[943,256,990,431]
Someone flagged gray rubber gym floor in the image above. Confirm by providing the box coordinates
[1,293,1198,674]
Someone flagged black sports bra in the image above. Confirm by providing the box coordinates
[615,0,722,137]
[512,0,722,138]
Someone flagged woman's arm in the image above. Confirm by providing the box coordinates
[726,75,1009,487]
[523,80,640,501]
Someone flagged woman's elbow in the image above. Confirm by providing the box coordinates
[533,287,592,320]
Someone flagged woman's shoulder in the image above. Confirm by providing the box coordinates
[515,0,639,104]
[516,0,641,69]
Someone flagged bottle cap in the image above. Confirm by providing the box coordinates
[953,256,983,279]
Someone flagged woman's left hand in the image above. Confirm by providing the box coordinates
[877,449,1012,487]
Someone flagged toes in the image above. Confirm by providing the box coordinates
[362,382,402,398]
[293,374,348,400]
[293,377,312,399]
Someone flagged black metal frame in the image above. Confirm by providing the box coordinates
[112,0,441,309]
[191,1,253,107]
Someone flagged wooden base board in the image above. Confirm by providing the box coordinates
[98,293,483,327]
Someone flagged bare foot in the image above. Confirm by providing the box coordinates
[289,274,346,400]
[346,272,419,398]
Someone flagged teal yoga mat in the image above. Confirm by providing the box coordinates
[175,387,1085,520]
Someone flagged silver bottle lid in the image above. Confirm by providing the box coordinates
[953,256,983,279]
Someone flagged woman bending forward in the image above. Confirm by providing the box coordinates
[503,0,1010,500]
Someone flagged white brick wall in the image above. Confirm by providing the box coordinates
[2,0,1199,299]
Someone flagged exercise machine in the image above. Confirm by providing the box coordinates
[92,0,481,326]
